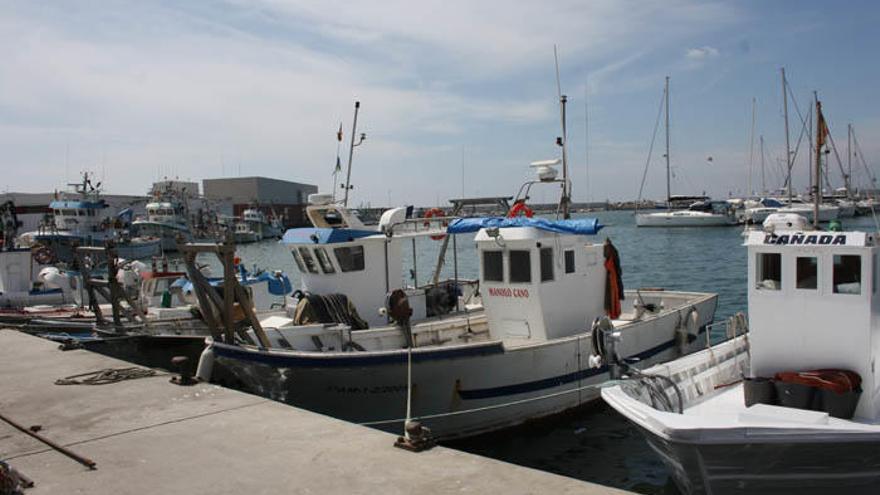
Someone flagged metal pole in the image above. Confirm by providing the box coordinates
[760,135,766,194]
[411,237,418,287]
[452,234,459,312]
[813,98,822,229]
[665,76,671,203]
[343,101,360,207]
[749,97,756,196]
[782,68,793,203]
[848,123,853,197]
[560,94,570,219]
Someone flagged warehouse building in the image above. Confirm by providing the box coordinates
[202,176,317,227]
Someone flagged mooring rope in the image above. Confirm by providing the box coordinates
[55,367,157,386]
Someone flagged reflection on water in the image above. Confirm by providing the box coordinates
[191,211,879,494]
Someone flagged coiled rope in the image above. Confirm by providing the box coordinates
[55,367,156,386]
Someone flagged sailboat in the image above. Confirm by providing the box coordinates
[636,78,736,227]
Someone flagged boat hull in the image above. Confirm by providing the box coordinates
[639,428,880,495]
[131,222,191,251]
[205,292,717,440]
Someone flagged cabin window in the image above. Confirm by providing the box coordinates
[756,252,781,290]
[290,250,306,272]
[795,257,817,290]
[540,247,554,282]
[833,255,861,294]
[483,251,503,282]
[315,247,336,274]
[334,246,365,272]
[564,250,575,274]
[509,250,531,283]
[297,247,319,274]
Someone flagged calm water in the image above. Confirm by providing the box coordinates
[210,211,879,494]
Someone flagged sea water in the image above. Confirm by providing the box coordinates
[214,210,880,494]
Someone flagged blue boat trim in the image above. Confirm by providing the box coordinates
[49,200,107,209]
[29,288,63,296]
[212,340,505,367]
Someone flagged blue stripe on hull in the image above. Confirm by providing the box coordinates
[213,325,707,398]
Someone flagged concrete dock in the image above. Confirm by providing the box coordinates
[0,329,630,494]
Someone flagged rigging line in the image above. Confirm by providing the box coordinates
[783,78,813,185]
[635,86,667,213]
[825,126,848,192]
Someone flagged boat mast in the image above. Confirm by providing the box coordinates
[342,101,362,208]
[554,46,571,219]
[813,96,823,229]
[782,68,793,203]
[665,76,671,203]
[748,97,756,196]
[760,135,766,194]
[848,123,853,198]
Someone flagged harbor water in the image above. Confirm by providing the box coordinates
[200,210,880,494]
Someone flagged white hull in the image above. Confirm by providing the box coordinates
[741,207,777,224]
[777,205,839,223]
[636,211,736,227]
[131,222,191,251]
[206,291,717,440]
[603,336,880,494]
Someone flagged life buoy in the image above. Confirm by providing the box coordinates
[507,201,534,218]
[423,207,447,241]
[33,244,56,265]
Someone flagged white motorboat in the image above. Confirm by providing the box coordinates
[636,207,737,227]
[0,248,76,308]
[196,163,719,441]
[777,198,840,223]
[740,197,783,224]
[602,212,880,494]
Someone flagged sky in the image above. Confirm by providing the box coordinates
[1,0,878,206]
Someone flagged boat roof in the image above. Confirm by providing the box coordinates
[447,217,603,236]
[281,227,378,245]
[49,200,106,209]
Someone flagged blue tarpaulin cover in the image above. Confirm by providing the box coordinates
[281,227,377,245]
[447,217,603,235]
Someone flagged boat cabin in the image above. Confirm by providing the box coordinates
[746,215,880,420]
[145,201,186,225]
[473,223,605,343]
[305,193,369,230]
[49,200,107,232]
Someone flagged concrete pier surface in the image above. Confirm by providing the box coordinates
[0,329,630,494]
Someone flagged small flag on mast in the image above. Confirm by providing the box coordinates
[817,105,828,149]
[337,123,343,142]
[334,155,342,174]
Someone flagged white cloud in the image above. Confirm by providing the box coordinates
[0,0,746,203]
[686,46,720,60]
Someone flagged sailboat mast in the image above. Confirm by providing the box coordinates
[782,68,793,203]
[665,76,671,203]
[813,97,823,229]
[760,135,766,194]
[848,123,853,197]
[343,101,361,208]
[749,97,756,196]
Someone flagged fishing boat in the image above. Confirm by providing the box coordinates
[17,174,161,262]
[195,157,718,440]
[131,182,192,251]
[233,221,261,244]
[636,78,736,227]
[602,97,879,494]
[240,207,282,240]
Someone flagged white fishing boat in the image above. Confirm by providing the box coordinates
[240,208,282,240]
[233,221,261,244]
[131,183,193,251]
[603,213,880,494]
[602,97,879,494]
[18,174,161,262]
[0,248,76,308]
[636,78,736,228]
[195,158,719,441]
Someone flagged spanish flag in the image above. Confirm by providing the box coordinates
[337,123,343,142]
[817,102,828,149]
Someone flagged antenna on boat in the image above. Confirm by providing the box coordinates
[342,101,366,208]
[554,45,571,219]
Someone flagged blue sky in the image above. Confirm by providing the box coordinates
[1,0,878,205]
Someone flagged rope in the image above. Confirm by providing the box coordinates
[55,367,156,385]
[360,381,604,427]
